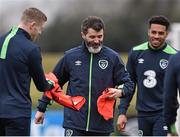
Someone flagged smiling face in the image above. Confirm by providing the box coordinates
[81,28,104,54]
[148,24,168,48]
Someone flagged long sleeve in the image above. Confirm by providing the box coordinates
[37,54,70,112]
[163,54,179,128]
[113,52,134,98]
[53,55,70,88]
[28,47,51,91]
[119,50,136,115]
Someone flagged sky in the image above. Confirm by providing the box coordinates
[0,0,128,33]
[0,0,63,32]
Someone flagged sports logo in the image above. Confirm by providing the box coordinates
[138,130,143,136]
[65,129,73,137]
[98,60,108,69]
[138,58,144,64]
[75,60,82,66]
[159,59,168,69]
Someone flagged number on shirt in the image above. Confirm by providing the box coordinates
[143,70,157,88]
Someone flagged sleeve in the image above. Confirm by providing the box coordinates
[163,54,179,129]
[37,54,70,112]
[53,55,70,88]
[118,50,137,115]
[28,47,51,91]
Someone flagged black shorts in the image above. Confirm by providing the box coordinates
[0,117,31,136]
[64,128,110,136]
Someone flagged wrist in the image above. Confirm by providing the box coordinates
[169,123,177,134]
[116,85,125,97]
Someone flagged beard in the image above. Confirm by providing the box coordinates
[85,41,103,54]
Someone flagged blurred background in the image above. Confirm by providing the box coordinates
[0,0,180,136]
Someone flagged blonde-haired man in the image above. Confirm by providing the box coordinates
[0,7,52,136]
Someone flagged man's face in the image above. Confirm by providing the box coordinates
[30,21,45,41]
[148,24,168,48]
[81,28,104,53]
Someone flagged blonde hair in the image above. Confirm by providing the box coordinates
[21,7,47,24]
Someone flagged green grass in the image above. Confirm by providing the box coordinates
[30,52,137,116]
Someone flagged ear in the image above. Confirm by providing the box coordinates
[81,32,85,39]
[147,29,150,36]
[166,31,169,37]
[29,21,36,30]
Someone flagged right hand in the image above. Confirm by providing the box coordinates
[35,111,45,124]
[117,114,127,131]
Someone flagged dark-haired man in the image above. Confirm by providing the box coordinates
[117,15,177,136]
[35,16,134,136]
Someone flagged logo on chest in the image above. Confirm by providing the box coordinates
[138,58,144,64]
[75,60,82,66]
[98,60,108,69]
[159,59,168,69]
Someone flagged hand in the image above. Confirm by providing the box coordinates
[117,114,127,131]
[107,88,123,99]
[167,133,178,137]
[167,133,179,137]
[35,111,45,124]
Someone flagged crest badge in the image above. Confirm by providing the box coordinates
[98,60,108,69]
[159,59,168,69]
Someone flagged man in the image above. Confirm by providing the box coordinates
[117,15,177,136]
[35,16,134,136]
[0,8,53,136]
[163,52,180,136]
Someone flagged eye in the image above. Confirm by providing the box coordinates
[158,32,165,35]
[89,36,96,39]
[151,30,157,34]
[97,35,102,38]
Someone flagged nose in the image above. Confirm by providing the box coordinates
[154,33,160,38]
[94,38,100,43]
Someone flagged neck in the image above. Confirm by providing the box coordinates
[18,23,31,37]
[149,42,165,50]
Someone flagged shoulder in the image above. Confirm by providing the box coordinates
[132,42,148,51]
[65,45,82,55]
[128,42,148,59]
[163,44,177,55]
[101,45,119,57]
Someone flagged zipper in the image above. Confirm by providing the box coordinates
[86,53,93,131]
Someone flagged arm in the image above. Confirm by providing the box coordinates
[113,51,135,98]
[28,47,51,91]
[163,54,179,135]
[35,55,70,124]
[117,50,136,131]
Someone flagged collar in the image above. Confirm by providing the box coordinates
[148,42,167,51]
[17,28,31,40]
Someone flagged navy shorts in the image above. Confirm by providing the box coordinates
[64,128,110,136]
[137,113,167,136]
[0,117,31,136]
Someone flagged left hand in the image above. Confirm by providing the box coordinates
[107,88,123,99]
[35,111,45,124]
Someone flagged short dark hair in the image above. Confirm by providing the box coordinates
[81,16,105,34]
[148,15,170,30]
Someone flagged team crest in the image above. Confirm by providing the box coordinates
[159,59,168,69]
[98,60,108,69]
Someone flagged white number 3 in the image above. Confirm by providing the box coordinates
[143,70,157,88]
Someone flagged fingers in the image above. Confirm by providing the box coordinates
[35,117,44,124]
[107,88,122,99]
[117,122,126,131]
[117,115,127,131]
[34,111,44,124]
